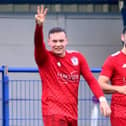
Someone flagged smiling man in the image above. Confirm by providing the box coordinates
[34,5,111,126]
[48,27,68,57]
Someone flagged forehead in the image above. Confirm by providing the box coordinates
[49,32,66,39]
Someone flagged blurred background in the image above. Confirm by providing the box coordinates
[0,0,124,67]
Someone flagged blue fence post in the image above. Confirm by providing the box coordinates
[2,65,9,126]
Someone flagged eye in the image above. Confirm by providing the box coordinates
[52,40,57,43]
[59,39,64,42]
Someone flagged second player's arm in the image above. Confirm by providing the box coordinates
[98,75,126,95]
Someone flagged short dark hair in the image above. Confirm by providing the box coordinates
[48,27,67,38]
[121,26,126,46]
[122,26,126,34]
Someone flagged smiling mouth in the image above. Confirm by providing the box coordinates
[55,48,63,51]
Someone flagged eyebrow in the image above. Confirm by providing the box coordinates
[52,39,64,42]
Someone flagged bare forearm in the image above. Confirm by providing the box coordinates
[100,83,123,94]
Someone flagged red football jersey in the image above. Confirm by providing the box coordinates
[34,24,104,119]
[100,51,126,118]
[100,51,126,104]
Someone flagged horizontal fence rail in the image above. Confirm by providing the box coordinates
[0,66,111,126]
[0,0,118,4]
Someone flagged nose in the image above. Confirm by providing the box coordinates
[56,41,61,46]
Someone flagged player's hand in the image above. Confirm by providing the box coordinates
[99,97,111,117]
[35,5,48,25]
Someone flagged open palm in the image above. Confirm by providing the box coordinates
[35,5,48,25]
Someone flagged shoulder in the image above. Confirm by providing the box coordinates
[106,51,120,61]
[103,51,120,66]
[66,50,80,54]
[66,50,87,64]
[111,51,120,57]
[66,49,85,59]
[66,50,83,56]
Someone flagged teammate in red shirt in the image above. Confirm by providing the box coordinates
[98,26,126,126]
[34,5,111,126]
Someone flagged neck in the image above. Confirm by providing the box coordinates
[54,51,66,57]
[122,45,126,54]
[59,52,66,57]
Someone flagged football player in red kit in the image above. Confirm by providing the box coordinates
[34,5,111,126]
[98,26,126,126]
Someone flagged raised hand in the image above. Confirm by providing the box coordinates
[35,5,48,25]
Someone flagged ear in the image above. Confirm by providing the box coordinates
[121,34,124,42]
[48,38,51,46]
[65,37,68,45]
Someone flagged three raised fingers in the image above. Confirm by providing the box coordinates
[37,5,48,15]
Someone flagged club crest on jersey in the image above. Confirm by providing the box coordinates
[71,57,78,66]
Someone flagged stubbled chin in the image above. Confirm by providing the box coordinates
[53,51,65,57]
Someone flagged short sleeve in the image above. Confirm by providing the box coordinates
[100,56,114,79]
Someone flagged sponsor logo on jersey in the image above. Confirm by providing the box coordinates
[71,57,78,66]
[57,71,79,84]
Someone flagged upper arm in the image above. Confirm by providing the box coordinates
[98,57,113,89]
[100,56,114,78]
[98,75,110,86]
[79,54,93,81]
[79,53,104,97]
[79,53,98,84]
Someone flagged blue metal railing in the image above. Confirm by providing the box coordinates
[2,66,9,126]
[0,66,111,126]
